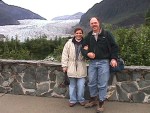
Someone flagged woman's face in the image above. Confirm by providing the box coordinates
[74,30,83,40]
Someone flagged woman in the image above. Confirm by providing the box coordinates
[61,27,87,107]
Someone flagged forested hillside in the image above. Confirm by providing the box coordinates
[79,0,150,28]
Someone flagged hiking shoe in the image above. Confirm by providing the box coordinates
[85,96,98,108]
[96,101,104,113]
[84,100,97,108]
[96,105,104,113]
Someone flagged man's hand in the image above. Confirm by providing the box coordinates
[62,67,67,73]
[110,59,117,67]
[83,45,88,50]
[87,52,95,59]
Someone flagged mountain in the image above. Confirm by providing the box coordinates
[0,0,46,26]
[79,0,150,28]
[51,12,84,20]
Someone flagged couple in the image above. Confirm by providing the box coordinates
[61,17,118,113]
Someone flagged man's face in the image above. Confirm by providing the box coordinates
[90,18,100,32]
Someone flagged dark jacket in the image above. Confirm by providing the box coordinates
[81,29,119,60]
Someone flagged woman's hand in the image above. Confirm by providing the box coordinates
[83,45,88,50]
[62,67,67,73]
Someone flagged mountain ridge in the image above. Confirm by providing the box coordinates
[51,12,84,20]
[0,0,46,26]
[79,0,150,28]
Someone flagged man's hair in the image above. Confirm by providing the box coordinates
[74,27,83,34]
[89,17,101,24]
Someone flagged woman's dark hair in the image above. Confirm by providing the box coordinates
[74,27,83,34]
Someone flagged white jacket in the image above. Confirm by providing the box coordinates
[61,39,87,78]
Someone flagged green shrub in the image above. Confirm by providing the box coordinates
[113,25,150,66]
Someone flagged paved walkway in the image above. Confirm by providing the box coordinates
[0,94,149,113]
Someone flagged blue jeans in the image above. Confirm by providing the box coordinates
[69,77,85,103]
[88,59,110,101]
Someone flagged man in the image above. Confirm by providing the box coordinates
[81,17,118,113]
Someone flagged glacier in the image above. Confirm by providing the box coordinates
[0,19,80,42]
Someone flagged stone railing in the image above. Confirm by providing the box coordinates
[108,66,150,103]
[0,59,150,103]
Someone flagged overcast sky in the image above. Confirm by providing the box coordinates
[4,0,102,20]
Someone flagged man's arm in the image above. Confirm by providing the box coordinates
[107,31,119,60]
[107,31,119,67]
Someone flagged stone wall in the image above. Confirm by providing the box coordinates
[0,59,150,103]
[108,66,150,103]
